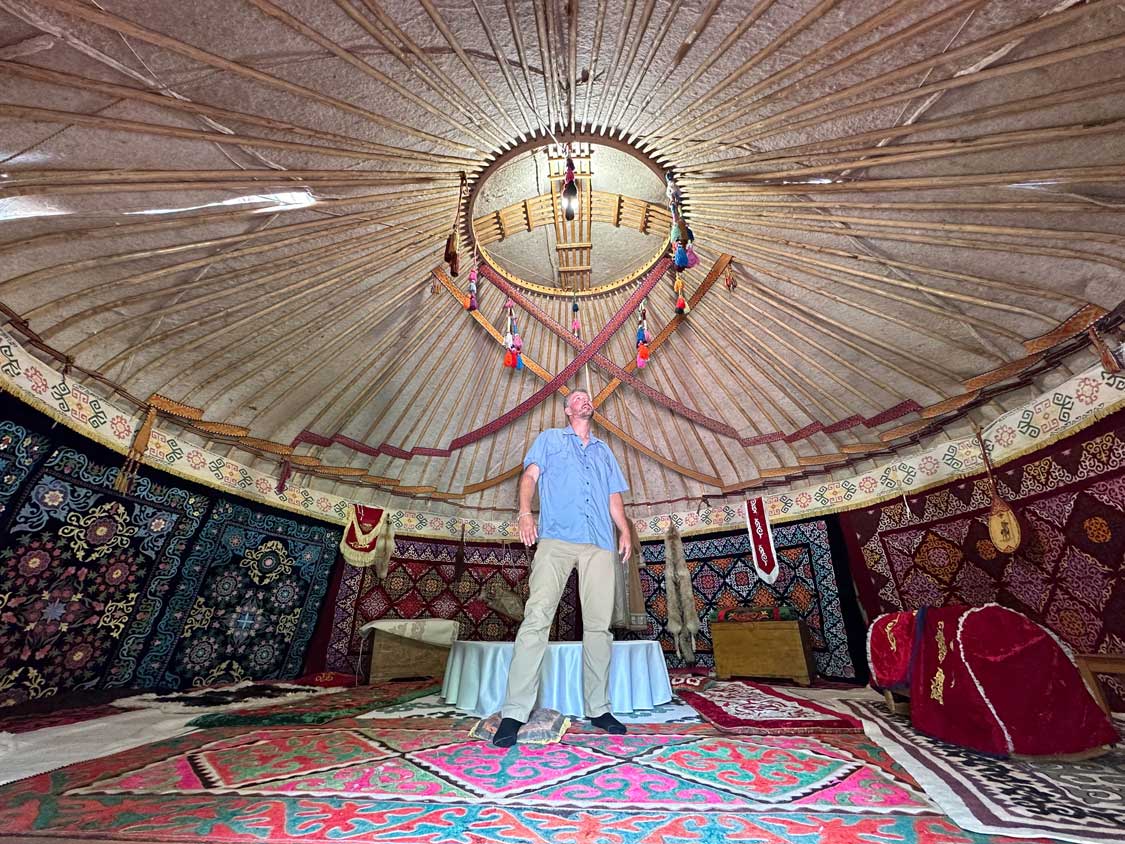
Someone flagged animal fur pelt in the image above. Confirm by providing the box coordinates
[484,581,525,621]
[663,522,700,664]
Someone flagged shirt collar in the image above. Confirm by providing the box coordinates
[563,425,602,446]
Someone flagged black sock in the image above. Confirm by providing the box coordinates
[492,717,524,748]
[590,712,627,734]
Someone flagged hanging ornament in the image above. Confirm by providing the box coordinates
[571,297,581,339]
[674,242,690,270]
[685,243,700,268]
[636,342,651,369]
[675,294,688,315]
[561,152,579,222]
[446,172,467,277]
[466,267,478,311]
[502,298,524,369]
[722,265,737,291]
[974,427,1023,554]
[665,172,682,205]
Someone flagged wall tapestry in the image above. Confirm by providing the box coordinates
[324,535,579,677]
[619,519,867,681]
[148,499,340,690]
[0,432,208,706]
[0,399,341,707]
[844,411,1125,707]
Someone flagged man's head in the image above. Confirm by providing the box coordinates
[563,389,594,423]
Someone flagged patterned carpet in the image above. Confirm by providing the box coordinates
[677,680,863,735]
[0,698,1061,843]
[843,699,1125,844]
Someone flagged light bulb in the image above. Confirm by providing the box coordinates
[561,180,579,221]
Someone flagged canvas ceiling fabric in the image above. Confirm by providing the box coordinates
[0,398,341,707]
[619,520,866,680]
[843,410,1125,708]
[323,535,581,678]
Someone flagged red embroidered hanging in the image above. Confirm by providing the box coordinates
[745,497,779,584]
[340,504,395,578]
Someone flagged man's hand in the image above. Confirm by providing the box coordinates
[618,531,631,562]
[519,513,538,547]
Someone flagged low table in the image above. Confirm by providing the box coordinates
[440,640,672,717]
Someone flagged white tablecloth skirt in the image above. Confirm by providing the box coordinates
[440,639,672,717]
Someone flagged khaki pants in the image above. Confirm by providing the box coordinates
[501,538,616,722]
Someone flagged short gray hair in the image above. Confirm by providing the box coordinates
[563,389,590,409]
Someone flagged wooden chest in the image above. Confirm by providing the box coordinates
[711,620,816,685]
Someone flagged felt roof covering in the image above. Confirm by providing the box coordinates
[0,0,1123,520]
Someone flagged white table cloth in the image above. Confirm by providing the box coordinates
[440,640,672,717]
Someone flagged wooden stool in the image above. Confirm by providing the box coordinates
[1075,652,1125,714]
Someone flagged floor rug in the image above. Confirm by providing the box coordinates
[843,699,1125,843]
[113,681,333,714]
[186,679,440,728]
[358,691,706,725]
[0,702,122,734]
[677,680,863,735]
[0,714,1060,843]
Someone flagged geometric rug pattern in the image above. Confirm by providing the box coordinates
[845,416,1125,708]
[843,699,1125,844]
[327,535,581,677]
[622,521,862,679]
[0,713,1068,843]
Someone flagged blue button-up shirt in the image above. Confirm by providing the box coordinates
[524,426,628,552]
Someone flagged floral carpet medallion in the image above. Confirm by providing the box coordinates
[678,680,863,734]
[0,718,1053,843]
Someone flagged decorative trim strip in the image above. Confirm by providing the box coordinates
[1,329,1122,539]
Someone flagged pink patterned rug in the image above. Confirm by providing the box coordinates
[677,680,863,735]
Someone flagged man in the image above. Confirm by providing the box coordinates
[492,389,632,747]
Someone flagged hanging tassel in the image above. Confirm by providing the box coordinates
[637,342,650,368]
[674,243,689,270]
[665,172,682,205]
[673,275,685,294]
[685,244,700,268]
[723,266,737,291]
[670,222,682,243]
[444,232,456,265]
[114,405,156,494]
[276,460,292,495]
[675,295,688,315]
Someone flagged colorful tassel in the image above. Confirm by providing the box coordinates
[665,172,682,205]
[673,276,685,294]
[674,243,689,270]
[637,342,650,368]
[685,244,700,268]
[675,295,688,315]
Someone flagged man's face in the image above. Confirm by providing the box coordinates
[566,391,594,421]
